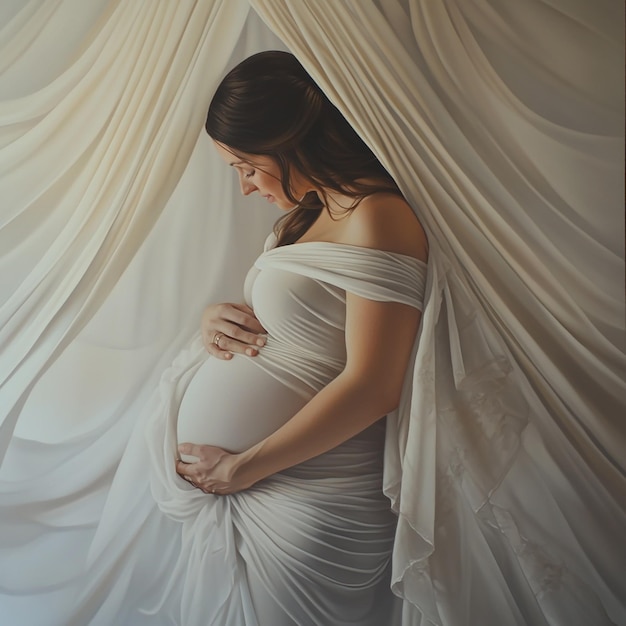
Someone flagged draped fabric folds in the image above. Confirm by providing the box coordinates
[250,1,625,623]
[0,1,624,625]
[0,0,253,457]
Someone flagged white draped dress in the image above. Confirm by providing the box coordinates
[70,239,426,626]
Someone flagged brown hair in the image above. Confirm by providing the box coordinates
[206,50,401,246]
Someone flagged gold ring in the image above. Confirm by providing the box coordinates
[214,333,224,347]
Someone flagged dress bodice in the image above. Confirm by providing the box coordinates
[243,241,426,397]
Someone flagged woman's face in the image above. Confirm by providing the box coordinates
[213,141,310,211]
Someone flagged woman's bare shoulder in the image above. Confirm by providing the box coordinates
[341,193,428,262]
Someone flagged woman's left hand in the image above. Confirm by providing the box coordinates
[176,443,256,495]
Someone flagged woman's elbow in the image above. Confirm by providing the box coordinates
[340,366,407,417]
[365,381,404,417]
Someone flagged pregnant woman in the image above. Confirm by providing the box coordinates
[77,50,427,626]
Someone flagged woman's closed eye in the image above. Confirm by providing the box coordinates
[244,170,255,179]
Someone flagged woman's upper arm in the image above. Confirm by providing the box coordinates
[339,195,426,410]
[343,292,421,413]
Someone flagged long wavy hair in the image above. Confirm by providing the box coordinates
[206,50,401,246]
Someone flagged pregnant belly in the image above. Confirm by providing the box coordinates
[177,354,308,461]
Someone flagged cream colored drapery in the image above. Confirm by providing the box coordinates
[250,1,625,623]
[0,1,624,625]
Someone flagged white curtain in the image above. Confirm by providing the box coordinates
[0,0,284,621]
[0,1,624,625]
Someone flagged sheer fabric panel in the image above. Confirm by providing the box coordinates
[0,0,253,458]
[0,2,285,623]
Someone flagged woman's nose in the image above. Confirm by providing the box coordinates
[239,177,256,196]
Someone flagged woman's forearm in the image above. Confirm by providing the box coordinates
[235,371,397,484]
[235,298,422,486]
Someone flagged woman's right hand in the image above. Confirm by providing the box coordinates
[201,302,266,359]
